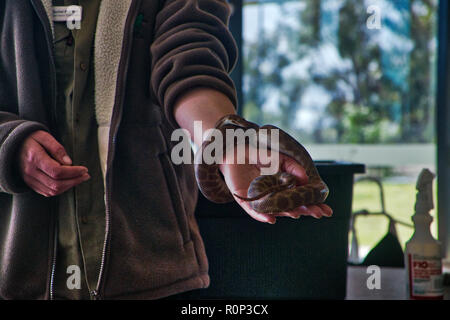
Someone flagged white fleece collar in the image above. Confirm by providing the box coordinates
[94,0,133,179]
[40,0,54,37]
[94,0,133,127]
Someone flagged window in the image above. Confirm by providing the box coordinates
[237,0,439,260]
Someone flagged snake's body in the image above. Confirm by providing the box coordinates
[194,115,329,214]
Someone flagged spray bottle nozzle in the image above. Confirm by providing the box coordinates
[414,168,435,216]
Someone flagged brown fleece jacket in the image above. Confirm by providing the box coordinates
[0,0,237,299]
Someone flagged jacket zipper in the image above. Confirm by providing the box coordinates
[49,220,58,300]
[29,0,59,300]
[92,0,141,300]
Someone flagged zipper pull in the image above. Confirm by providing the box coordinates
[90,290,100,300]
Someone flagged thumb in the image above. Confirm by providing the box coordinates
[31,130,72,165]
[280,154,308,185]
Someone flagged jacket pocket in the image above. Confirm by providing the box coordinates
[157,128,191,245]
[114,121,192,246]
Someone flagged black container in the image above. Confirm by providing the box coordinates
[193,161,365,299]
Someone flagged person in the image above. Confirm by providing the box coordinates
[0,0,332,300]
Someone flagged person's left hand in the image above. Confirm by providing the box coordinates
[219,145,333,224]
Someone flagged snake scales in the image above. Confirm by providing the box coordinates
[194,115,329,214]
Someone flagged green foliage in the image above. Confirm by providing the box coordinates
[243,0,437,144]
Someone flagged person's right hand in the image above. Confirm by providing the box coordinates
[18,130,90,197]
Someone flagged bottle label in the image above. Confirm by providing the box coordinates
[408,254,444,299]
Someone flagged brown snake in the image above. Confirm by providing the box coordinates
[194,115,329,214]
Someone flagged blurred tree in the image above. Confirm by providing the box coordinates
[312,0,399,143]
[242,0,436,144]
[403,0,435,142]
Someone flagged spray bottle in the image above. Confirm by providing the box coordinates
[405,169,443,299]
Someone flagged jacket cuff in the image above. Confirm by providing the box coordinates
[0,121,48,194]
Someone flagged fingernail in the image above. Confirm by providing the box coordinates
[323,210,333,217]
[268,220,276,225]
[63,156,72,165]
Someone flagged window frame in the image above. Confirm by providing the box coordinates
[437,0,450,259]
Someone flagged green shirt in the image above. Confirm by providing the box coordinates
[52,0,105,300]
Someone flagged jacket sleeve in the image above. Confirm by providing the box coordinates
[150,0,238,128]
[0,112,48,194]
